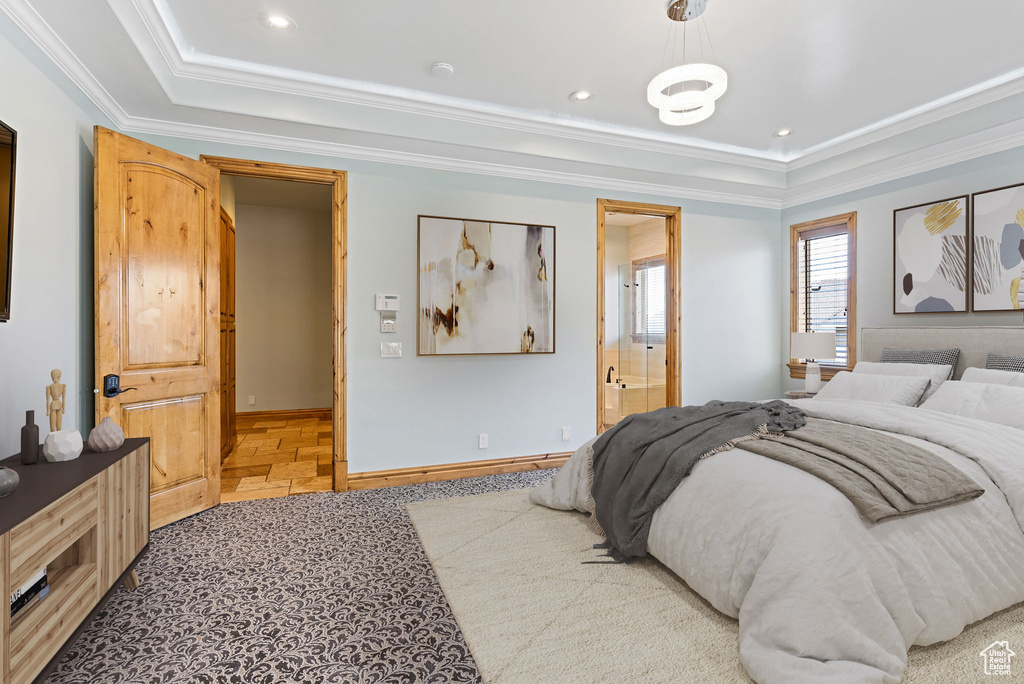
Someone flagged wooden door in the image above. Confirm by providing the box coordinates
[219,207,237,461]
[94,127,221,530]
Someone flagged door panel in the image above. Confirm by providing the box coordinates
[123,164,207,369]
[95,126,220,530]
[122,397,206,493]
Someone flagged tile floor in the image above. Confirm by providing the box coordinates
[221,413,333,502]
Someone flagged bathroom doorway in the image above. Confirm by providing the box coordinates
[596,200,681,432]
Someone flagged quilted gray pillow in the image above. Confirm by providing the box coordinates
[879,348,960,379]
[987,353,1024,373]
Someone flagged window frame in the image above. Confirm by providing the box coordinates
[630,255,668,345]
[788,212,857,380]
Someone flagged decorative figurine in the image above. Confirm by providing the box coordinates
[43,430,83,462]
[0,467,19,498]
[20,410,39,465]
[87,417,125,452]
[45,369,66,432]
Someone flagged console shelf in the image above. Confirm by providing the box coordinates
[0,438,149,684]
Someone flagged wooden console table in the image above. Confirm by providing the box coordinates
[0,438,149,684]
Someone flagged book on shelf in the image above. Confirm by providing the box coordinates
[10,566,48,618]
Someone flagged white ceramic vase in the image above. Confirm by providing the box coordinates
[43,430,83,462]
[87,417,125,452]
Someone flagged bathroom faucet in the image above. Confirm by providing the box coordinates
[606,366,615,384]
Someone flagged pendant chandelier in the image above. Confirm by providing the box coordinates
[647,0,727,126]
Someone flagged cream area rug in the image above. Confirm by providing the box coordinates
[407,489,1024,684]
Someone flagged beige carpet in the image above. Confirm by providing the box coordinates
[407,489,1024,684]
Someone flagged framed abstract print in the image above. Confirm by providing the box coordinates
[418,215,555,355]
[973,183,1024,312]
[893,196,969,313]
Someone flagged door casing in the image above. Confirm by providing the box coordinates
[596,199,682,434]
[200,156,349,491]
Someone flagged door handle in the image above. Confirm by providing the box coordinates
[102,374,138,398]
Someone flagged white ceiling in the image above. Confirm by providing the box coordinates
[160,0,1024,154]
[4,0,1024,208]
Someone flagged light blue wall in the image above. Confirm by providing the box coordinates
[782,147,1024,391]
[137,133,784,471]
[0,15,112,457]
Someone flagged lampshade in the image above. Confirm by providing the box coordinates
[791,332,836,361]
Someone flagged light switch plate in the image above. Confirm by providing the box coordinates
[380,342,402,358]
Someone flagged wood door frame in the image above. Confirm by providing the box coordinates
[596,199,682,434]
[200,156,349,492]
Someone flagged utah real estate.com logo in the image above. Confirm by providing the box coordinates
[980,641,1015,676]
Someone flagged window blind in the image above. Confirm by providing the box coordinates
[633,258,666,342]
[796,233,849,366]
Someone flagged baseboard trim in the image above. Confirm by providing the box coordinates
[237,408,332,422]
[347,451,572,491]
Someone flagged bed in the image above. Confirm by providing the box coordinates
[531,327,1024,684]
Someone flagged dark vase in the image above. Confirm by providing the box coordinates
[20,410,39,465]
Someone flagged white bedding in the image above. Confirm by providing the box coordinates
[529,399,1024,684]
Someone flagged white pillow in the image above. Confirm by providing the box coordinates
[815,371,930,406]
[961,367,1024,388]
[920,381,1024,430]
[853,361,952,403]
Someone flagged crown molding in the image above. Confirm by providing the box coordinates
[0,0,128,126]
[786,66,1024,171]
[782,118,1024,209]
[118,115,785,209]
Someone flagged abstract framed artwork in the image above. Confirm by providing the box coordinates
[893,195,969,314]
[418,215,555,355]
[972,182,1024,312]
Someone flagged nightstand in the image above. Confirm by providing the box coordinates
[784,390,817,400]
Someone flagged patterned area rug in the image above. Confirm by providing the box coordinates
[409,489,1024,684]
[46,471,553,684]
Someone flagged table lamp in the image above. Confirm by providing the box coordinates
[791,331,837,394]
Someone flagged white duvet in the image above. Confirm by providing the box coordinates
[529,399,1024,684]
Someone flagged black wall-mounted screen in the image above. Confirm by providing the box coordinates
[0,119,15,322]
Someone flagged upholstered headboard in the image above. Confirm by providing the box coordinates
[861,327,1024,380]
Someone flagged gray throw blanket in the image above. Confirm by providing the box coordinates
[736,418,984,522]
[590,400,806,559]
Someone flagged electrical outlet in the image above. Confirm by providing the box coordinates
[478,433,488,449]
[248,395,256,406]
[561,427,571,442]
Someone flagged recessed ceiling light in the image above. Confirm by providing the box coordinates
[775,128,794,137]
[569,90,593,102]
[261,13,294,30]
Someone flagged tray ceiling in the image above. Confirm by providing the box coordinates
[3,0,1024,208]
